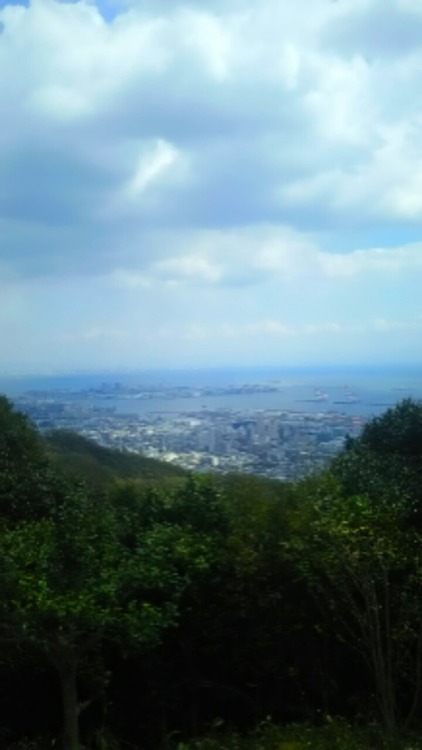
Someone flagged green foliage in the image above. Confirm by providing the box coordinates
[0,398,223,749]
[171,718,417,750]
[6,720,422,750]
[0,395,45,463]
[0,495,180,649]
[47,429,187,488]
[358,398,422,458]
[332,398,422,528]
[286,450,422,731]
[0,396,55,522]
[2,397,422,747]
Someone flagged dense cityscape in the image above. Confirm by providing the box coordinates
[15,381,367,480]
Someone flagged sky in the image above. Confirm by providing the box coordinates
[1,0,422,374]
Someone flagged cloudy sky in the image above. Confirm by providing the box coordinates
[1,0,422,374]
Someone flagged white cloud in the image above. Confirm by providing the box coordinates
[108,227,422,288]
[1,0,422,371]
[154,254,223,284]
[304,54,375,146]
[63,326,130,342]
[181,9,232,81]
[244,320,295,336]
[317,244,422,278]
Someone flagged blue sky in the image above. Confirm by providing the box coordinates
[1,0,422,374]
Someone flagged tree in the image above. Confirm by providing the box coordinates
[221,475,328,722]
[289,470,422,736]
[0,400,215,749]
[323,400,422,735]
[85,476,234,745]
[332,399,422,529]
[0,478,193,749]
[0,395,53,521]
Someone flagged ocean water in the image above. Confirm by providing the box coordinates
[1,365,422,419]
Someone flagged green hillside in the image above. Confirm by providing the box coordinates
[46,429,187,487]
[2,397,422,750]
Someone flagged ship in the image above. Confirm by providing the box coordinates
[333,386,361,405]
[297,388,329,403]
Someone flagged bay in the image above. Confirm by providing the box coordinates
[4,365,421,420]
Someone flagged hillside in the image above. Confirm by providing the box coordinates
[46,429,188,487]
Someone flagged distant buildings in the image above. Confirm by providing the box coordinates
[16,390,366,481]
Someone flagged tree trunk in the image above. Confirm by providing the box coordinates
[58,658,80,750]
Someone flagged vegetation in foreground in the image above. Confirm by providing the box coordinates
[6,719,422,750]
[0,396,422,749]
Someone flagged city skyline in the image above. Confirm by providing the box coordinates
[1,0,422,374]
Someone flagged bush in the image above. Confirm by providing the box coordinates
[173,718,422,750]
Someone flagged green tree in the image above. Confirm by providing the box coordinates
[289,470,422,739]
[333,399,422,529]
[0,479,193,750]
[0,400,215,750]
[0,395,53,521]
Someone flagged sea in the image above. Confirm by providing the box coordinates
[1,365,422,420]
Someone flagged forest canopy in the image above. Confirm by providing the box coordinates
[1,396,422,750]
